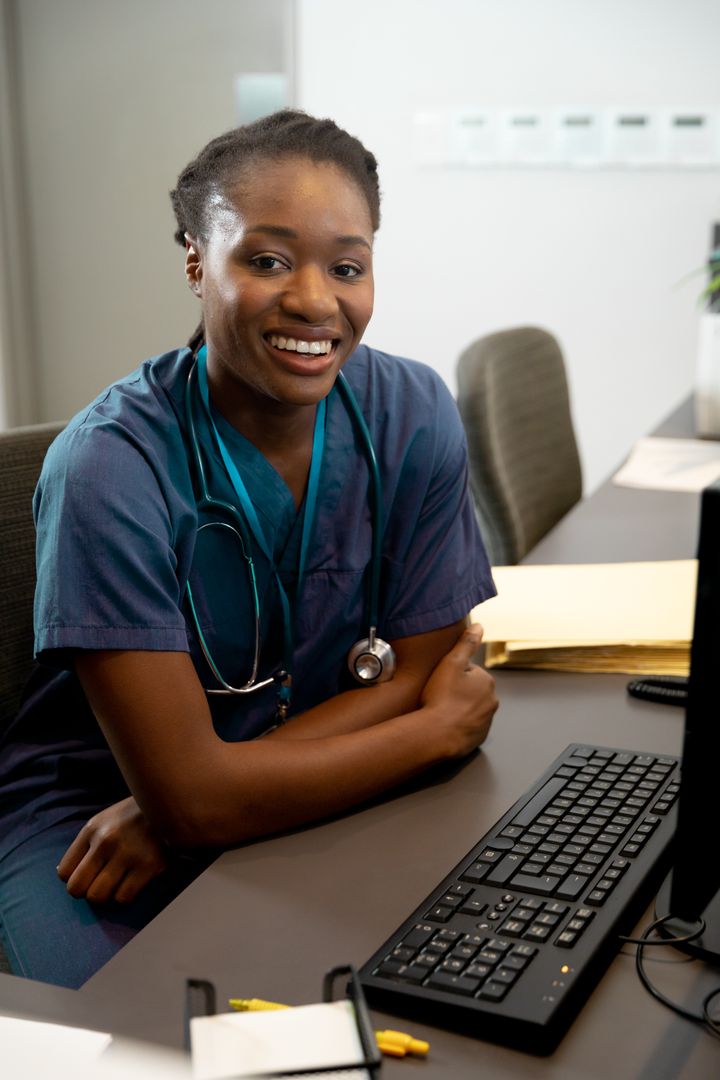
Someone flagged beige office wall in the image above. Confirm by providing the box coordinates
[6,0,292,425]
[296,0,720,494]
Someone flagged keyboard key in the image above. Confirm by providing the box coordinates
[525,924,552,941]
[414,952,439,969]
[460,898,488,917]
[401,924,434,948]
[509,872,561,895]
[440,957,467,973]
[436,929,462,942]
[450,944,478,962]
[486,852,526,884]
[426,971,481,996]
[478,846,508,863]
[512,908,536,922]
[544,902,569,916]
[478,948,504,964]
[376,960,426,982]
[545,863,570,878]
[535,912,561,927]
[446,882,472,897]
[509,944,537,960]
[499,825,524,839]
[502,954,530,971]
[425,905,454,922]
[478,980,510,1001]
[461,862,489,883]
[557,874,590,899]
[465,962,492,979]
[511,776,568,827]
[556,930,578,947]
[486,938,512,953]
[493,967,520,985]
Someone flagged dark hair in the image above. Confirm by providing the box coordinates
[170,109,381,249]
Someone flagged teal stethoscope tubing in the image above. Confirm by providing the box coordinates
[183,345,385,702]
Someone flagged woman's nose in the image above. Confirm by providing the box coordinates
[280,265,338,323]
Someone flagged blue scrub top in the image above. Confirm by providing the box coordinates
[0,344,494,858]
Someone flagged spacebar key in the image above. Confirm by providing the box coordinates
[510,777,567,828]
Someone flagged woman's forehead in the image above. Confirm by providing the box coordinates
[209,156,374,237]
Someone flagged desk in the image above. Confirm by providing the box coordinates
[2,398,718,1076]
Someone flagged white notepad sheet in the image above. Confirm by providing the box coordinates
[612,436,720,491]
[191,1000,369,1080]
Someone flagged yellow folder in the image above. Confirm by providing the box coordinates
[471,560,697,675]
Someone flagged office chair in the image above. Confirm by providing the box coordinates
[456,326,582,565]
[0,422,64,731]
[0,422,63,974]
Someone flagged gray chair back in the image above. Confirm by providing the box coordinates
[0,422,65,727]
[457,326,582,565]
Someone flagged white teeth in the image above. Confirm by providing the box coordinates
[268,335,332,355]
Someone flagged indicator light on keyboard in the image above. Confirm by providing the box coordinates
[375,1029,430,1057]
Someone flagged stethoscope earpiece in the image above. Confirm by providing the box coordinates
[347,631,397,685]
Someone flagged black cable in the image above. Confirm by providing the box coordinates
[626,676,688,707]
[619,914,720,1037]
[618,915,705,947]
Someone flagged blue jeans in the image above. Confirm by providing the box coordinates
[0,815,209,988]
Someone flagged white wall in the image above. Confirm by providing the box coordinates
[8,0,291,425]
[296,0,720,492]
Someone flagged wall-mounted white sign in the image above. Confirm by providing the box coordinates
[413,105,720,168]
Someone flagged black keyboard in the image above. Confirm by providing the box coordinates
[358,743,680,1054]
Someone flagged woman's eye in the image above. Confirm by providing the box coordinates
[250,255,286,271]
[332,263,362,279]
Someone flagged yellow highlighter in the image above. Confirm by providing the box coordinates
[229,998,289,1012]
[374,1029,430,1058]
[228,998,430,1058]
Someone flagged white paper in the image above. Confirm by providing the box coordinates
[1,1015,112,1079]
[191,1001,369,1080]
[612,436,720,491]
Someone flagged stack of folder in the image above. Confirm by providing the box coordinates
[471,560,697,675]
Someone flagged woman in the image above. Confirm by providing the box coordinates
[0,110,497,988]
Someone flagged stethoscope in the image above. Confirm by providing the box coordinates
[183,345,396,721]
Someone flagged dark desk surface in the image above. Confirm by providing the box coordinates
[3,397,718,1076]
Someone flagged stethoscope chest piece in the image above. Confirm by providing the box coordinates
[348,631,396,685]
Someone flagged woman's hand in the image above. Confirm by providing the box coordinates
[420,623,498,758]
[57,796,169,904]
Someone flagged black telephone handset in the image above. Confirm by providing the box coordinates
[626,675,688,707]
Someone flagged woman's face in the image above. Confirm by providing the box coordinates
[185,156,375,413]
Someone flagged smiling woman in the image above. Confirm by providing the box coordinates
[0,110,498,989]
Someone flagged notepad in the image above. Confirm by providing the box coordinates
[612,436,720,492]
[1,1016,112,1079]
[190,1000,369,1079]
[471,560,697,674]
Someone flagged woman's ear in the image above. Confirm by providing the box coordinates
[184,234,203,297]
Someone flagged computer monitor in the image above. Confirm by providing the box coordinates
[655,477,720,963]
